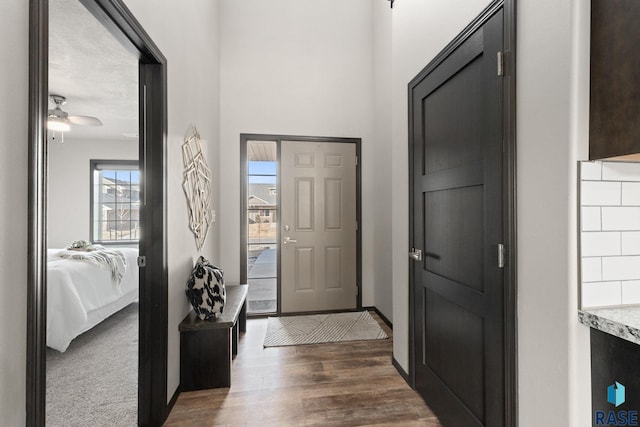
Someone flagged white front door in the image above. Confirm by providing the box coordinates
[280,140,357,313]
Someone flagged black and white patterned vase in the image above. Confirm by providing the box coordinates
[185,256,226,320]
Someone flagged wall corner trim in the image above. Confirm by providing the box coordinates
[166,385,181,419]
[392,357,410,386]
[364,306,392,329]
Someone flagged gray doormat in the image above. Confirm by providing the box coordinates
[264,310,388,347]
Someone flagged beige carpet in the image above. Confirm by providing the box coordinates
[264,310,388,347]
[46,303,138,426]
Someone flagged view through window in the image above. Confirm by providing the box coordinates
[246,141,278,313]
[91,160,140,243]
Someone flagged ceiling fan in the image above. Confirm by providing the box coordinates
[47,94,103,132]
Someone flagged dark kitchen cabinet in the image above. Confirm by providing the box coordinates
[590,328,640,426]
[590,0,640,160]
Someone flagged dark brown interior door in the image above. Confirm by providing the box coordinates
[410,8,505,427]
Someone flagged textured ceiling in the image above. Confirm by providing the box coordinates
[49,0,138,143]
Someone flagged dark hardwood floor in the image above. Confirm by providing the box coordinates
[164,312,441,426]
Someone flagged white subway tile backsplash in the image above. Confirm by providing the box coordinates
[580,161,640,308]
[581,232,620,257]
[582,281,622,308]
[622,281,640,305]
[602,256,640,281]
[581,181,621,206]
[581,161,602,181]
[581,207,601,231]
[602,207,640,230]
[602,162,640,182]
[622,182,640,206]
[622,232,640,255]
[582,257,602,282]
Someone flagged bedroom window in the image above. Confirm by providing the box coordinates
[91,160,140,244]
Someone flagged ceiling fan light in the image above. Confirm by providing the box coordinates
[47,116,71,132]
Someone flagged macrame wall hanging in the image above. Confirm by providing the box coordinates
[182,126,213,251]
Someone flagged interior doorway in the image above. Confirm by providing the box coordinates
[27,0,169,425]
[240,134,362,315]
[45,1,140,422]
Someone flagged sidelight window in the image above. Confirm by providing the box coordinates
[245,141,278,314]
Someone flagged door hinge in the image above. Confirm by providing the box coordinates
[137,256,146,268]
[356,156,358,166]
[356,286,359,296]
[497,244,505,268]
[497,51,504,77]
[356,220,359,231]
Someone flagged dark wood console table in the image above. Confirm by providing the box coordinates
[179,284,248,391]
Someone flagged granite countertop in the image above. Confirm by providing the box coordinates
[579,306,640,345]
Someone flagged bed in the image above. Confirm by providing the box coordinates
[46,247,139,352]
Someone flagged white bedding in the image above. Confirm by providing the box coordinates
[46,247,139,352]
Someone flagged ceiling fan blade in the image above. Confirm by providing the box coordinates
[68,115,103,126]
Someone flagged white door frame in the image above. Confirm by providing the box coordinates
[240,134,362,314]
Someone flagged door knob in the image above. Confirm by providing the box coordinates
[409,248,422,261]
[283,236,297,245]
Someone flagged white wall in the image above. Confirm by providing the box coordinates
[114,0,221,403]
[0,0,28,424]
[390,0,592,426]
[219,0,377,306]
[517,0,591,424]
[48,139,138,248]
[517,0,575,424]
[371,0,393,320]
